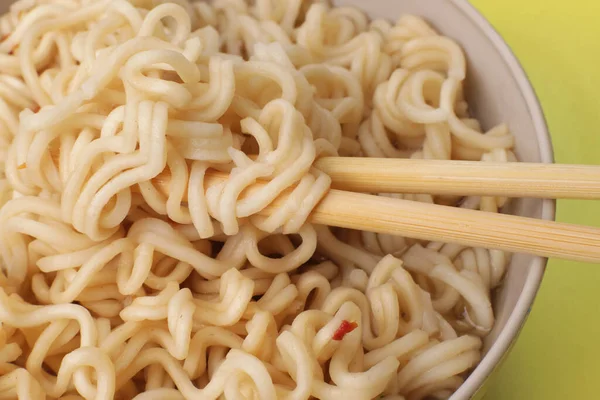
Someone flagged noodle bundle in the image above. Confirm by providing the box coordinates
[0,0,515,399]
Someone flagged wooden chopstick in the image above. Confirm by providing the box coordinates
[155,157,600,200]
[196,171,600,263]
[315,157,600,199]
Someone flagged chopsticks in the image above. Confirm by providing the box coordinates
[156,157,600,199]
[174,170,600,263]
[315,157,600,199]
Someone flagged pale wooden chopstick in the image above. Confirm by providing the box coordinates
[199,171,600,263]
[315,157,600,199]
[155,157,600,200]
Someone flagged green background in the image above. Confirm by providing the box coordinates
[471,0,600,399]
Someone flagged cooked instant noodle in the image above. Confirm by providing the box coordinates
[0,0,515,399]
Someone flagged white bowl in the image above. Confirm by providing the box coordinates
[0,0,555,399]
[332,0,555,398]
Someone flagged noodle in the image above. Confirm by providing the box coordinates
[0,0,515,399]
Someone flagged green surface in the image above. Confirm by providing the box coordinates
[471,0,600,399]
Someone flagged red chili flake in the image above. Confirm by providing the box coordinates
[31,105,40,113]
[8,44,19,56]
[1,34,12,55]
[332,320,358,341]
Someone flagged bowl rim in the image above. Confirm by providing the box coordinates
[448,1,556,399]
